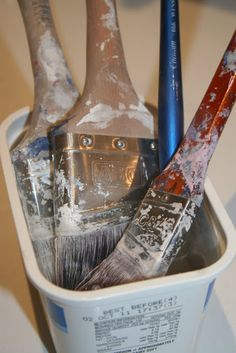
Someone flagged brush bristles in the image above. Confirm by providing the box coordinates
[78,248,145,290]
[32,238,56,283]
[55,221,129,289]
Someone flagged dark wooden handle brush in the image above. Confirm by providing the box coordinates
[51,0,158,289]
[11,0,78,282]
[78,30,236,290]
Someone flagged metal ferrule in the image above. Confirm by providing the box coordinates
[52,133,159,230]
[118,188,198,277]
[12,150,54,235]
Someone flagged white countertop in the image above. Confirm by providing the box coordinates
[0,1,236,352]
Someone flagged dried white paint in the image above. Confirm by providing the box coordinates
[101,0,118,31]
[177,135,217,206]
[55,203,83,237]
[76,103,153,132]
[160,201,184,215]
[150,189,157,198]
[219,107,231,118]
[38,30,70,82]
[118,102,126,110]
[96,183,111,198]
[209,92,216,102]
[109,72,118,83]
[37,30,78,124]
[224,49,236,73]
[139,204,152,217]
[99,38,111,51]
[100,42,105,51]
[53,85,77,110]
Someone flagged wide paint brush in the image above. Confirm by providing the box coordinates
[79,30,236,290]
[11,0,78,282]
[51,0,158,289]
[158,0,184,170]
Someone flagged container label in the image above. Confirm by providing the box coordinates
[91,294,182,353]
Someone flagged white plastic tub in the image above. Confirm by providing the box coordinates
[1,107,236,353]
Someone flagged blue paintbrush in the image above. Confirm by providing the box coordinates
[158,0,184,170]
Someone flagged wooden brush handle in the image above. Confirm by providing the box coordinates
[18,0,58,77]
[83,0,138,105]
[17,0,78,134]
[84,0,146,115]
[63,0,154,138]
[154,30,236,203]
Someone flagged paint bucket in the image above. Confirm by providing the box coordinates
[1,107,236,353]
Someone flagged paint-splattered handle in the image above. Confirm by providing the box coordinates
[18,0,59,75]
[59,0,154,139]
[154,30,236,201]
[186,30,236,141]
[17,0,78,134]
[85,0,129,88]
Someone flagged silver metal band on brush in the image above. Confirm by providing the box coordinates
[53,133,159,235]
[118,189,197,277]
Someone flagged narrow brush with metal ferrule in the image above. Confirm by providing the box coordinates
[78,30,236,290]
[11,0,78,282]
[158,0,184,170]
[51,0,158,289]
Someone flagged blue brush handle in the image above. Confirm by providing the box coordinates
[158,0,184,171]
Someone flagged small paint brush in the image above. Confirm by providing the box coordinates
[78,30,236,290]
[11,0,78,282]
[158,0,184,170]
[157,0,185,270]
[51,0,158,289]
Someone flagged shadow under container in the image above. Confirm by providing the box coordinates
[1,107,236,353]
